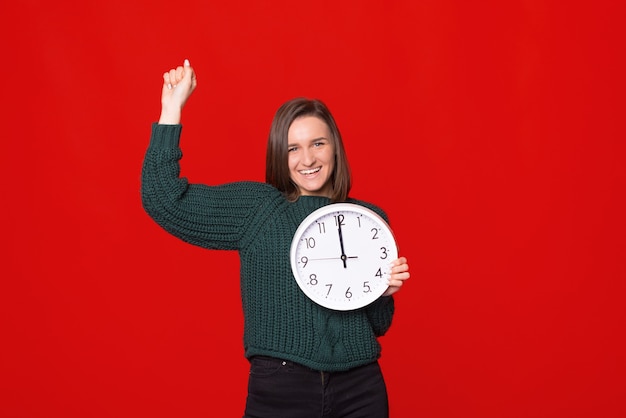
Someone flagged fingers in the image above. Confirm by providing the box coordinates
[384,257,410,295]
[187,59,198,89]
[163,72,172,90]
[389,257,409,274]
[388,269,410,286]
[162,59,196,90]
[166,67,182,89]
[163,69,180,90]
[175,66,184,84]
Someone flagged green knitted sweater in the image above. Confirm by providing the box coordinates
[141,123,395,372]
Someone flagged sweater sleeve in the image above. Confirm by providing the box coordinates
[140,123,276,251]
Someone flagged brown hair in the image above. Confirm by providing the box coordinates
[265,98,351,202]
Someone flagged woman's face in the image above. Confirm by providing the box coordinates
[287,116,335,198]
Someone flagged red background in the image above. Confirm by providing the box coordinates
[2,1,625,417]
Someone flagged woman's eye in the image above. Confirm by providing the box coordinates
[288,147,297,152]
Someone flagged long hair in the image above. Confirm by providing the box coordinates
[265,98,351,202]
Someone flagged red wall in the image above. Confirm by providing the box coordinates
[2,1,624,417]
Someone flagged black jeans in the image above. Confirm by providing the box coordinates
[243,356,389,418]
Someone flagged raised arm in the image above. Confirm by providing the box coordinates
[158,59,198,125]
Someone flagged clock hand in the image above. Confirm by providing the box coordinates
[337,214,347,268]
[307,256,359,261]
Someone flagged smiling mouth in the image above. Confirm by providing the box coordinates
[299,167,321,175]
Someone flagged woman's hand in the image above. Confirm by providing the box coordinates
[158,59,198,125]
[383,256,410,296]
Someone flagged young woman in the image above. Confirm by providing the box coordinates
[141,59,410,418]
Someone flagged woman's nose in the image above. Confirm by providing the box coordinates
[302,149,315,165]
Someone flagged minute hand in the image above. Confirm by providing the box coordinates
[337,215,348,268]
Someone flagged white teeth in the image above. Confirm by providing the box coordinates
[300,167,320,175]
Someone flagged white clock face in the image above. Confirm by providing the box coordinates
[290,203,398,311]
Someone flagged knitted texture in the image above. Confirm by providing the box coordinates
[141,123,395,372]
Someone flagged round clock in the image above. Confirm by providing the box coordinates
[290,202,398,311]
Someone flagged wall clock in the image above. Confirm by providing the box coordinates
[290,203,398,310]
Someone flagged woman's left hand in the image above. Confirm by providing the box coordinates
[382,256,410,296]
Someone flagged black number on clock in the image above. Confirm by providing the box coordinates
[371,227,379,240]
[363,281,371,293]
[300,256,308,268]
[379,246,389,259]
[334,214,346,227]
[304,237,316,249]
[308,274,318,286]
[345,287,353,299]
[375,268,383,278]
[317,222,326,234]
[325,283,332,296]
